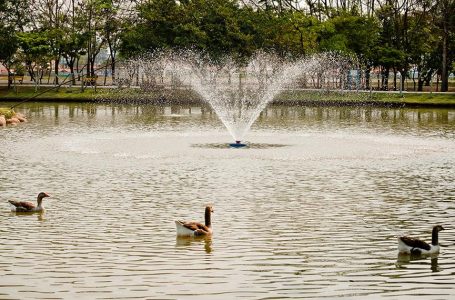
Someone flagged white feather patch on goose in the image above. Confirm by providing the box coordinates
[175,221,196,237]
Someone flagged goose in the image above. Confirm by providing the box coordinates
[398,225,445,255]
[175,205,213,236]
[8,192,50,212]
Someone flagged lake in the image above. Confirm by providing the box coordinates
[1,102,454,299]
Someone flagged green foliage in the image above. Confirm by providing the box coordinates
[0,0,21,73]
[119,0,382,62]
[120,0,254,61]
[0,26,18,69]
[373,46,405,69]
[12,62,25,75]
[0,0,453,92]
[17,31,52,63]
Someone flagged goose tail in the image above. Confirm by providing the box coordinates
[175,221,194,236]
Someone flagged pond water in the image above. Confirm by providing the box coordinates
[1,102,455,299]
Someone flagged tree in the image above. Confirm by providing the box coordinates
[30,0,67,84]
[97,0,135,84]
[17,31,53,84]
[120,0,255,61]
[374,1,407,90]
[434,0,455,92]
[0,26,18,88]
[80,0,108,79]
[0,0,31,88]
[60,1,89,84]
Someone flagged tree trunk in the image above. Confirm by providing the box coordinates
[26,61,35,82]
[87,6,92,78]
[417,77,424,91]
[111,59,115,85]
[393,68,397,90]
[441,21,449,92]
[417,65,423,91]
[54,56,60,85]
[401,68,407,91]
[76,57,80,81]
[68,60,75,85]
[436,73,440,92]
[47,61,52,84]
[365,67,370,90]
[90,57,96,78]
[382,67,389,90]
[6,69,11,89]
[424,72,432,86]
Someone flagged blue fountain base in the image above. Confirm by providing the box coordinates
[229,142,247,148]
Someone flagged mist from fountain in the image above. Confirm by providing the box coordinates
[116,51,357,143]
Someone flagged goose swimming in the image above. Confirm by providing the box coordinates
[398,225,445,255]
[175,205,213,236]
[8,192,50,212]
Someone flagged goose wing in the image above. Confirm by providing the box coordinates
[194,229,210,236]
[180,221,209,232]
[399,236,431,250]
[9,200,35,210]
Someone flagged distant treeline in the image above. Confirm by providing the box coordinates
[0,0,453,91]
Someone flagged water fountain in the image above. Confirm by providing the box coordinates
[115,50,358,146]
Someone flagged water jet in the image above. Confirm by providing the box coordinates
[115,50,358,143]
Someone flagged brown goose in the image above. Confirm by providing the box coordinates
[9,192,50,212]
[175,205,213,236]
[398,225,445,255]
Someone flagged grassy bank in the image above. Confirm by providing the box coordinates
[0,86,103,101]
[1,86,455,107]
[0,86,202,104]
[277,90,455,107]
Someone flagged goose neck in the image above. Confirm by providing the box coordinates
[205,208,211,228]
[432,227,439,246]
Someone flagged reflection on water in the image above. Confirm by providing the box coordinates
[176,236,213,254]
[9,211,46,221]
[431,257,440,273]
[192,143,288,149]
[1,102,455,299]
[396,253,440,273]
[4,102,455,137]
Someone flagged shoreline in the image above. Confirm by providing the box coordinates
[1,86,455,108]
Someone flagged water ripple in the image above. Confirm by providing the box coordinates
[0,103,454,299]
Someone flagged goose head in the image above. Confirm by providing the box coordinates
[433,225,445,232]
[37,192,50,201]
[204,205,214,227]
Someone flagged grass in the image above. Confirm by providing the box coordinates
[276,90,455,106]
[0,86,100,101]
[373,92,455,105]
[1,86,455,107]
[0,107,16,118]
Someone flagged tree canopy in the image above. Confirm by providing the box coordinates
[0,0,454,91]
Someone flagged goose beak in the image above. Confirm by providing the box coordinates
[44,193,50,198]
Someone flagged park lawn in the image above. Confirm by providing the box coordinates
[1,86,455,107]
[277,90,455,106]
[0,86,198,102]
[372,92,455,105]
[0,86,102,101]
